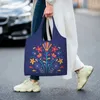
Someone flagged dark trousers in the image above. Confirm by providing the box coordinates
[30,0,46,81]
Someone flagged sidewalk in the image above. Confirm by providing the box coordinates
[75,8,100,16]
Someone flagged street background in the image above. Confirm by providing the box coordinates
[0,12,100,100]
[0,0,100,100]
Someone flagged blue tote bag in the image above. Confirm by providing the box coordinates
[24,17,67,76]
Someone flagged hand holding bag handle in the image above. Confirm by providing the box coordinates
[30,17,63,42]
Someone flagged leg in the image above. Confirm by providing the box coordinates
[31,0,46,33]
[14,0,46,92]
[30,76,40,82]
[74,55,84,72]
[30,0,47,81]
[74,56,94,90]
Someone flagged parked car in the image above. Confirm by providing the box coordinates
[0,0,78,41]
[0,0,32,40]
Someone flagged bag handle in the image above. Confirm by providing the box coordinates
[31,17,61,42]
[45,17,62,41]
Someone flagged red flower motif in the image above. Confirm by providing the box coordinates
[60,66,64,69]
[52,53,57,58]
[48,54,50,56]
[36,46,42,52]
[43,57,46,60]
[52,46,58,52]
[29,66,33,69]
[37,53,42,58]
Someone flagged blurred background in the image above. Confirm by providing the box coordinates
[0,0,100,46]
[73,0,100,10]
[0,0,100,100]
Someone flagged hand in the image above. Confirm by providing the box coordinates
[44,2,53,18]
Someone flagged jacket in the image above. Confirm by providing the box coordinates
[33,0,78,79]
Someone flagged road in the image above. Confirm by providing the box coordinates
[0,13,100,100]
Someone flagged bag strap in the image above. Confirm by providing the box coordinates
[31,17,62,42]
[46,17,62,41]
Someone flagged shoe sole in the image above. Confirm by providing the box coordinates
[14,89,41,93]
[77,67,94,91]
[14,90,41,93]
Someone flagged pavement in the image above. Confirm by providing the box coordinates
[75,8,100,16]
[0,13,100,100]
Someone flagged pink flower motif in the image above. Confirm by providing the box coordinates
[48,54,50,56]
[60,66,64,69]
[52,46,58,52]
[37,53,42,58]
[29,66,33,69]
[36,46,42,52]
[52,53,57,58]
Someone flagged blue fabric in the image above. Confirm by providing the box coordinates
[26,0,67,77]
[30,0,46,80]
[30,75,39,80]
[24,17,67,76]
[31,0,46,33]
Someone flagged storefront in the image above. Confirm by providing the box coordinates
[73,0,100,11]
[73,0,83,8]
[88,0,100,11]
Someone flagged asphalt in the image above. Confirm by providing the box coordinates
[0,13,100,100]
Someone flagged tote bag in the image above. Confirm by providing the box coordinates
[24,17,67,76]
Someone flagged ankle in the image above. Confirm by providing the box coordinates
[75,67,84,73]
[30,79,38,83]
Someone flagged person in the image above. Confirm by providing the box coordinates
[14,0,94,92]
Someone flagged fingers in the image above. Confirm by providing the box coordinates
[44,12,53,18]
[44,9,53,18]
[45,13,53,18]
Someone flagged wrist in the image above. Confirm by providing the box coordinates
[46,2,53,6]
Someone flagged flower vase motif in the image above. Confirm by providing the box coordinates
[29,42,65,74]
[24,17,67,76]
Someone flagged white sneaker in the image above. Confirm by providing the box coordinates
[77,65,94,90]
[14,79,41,92]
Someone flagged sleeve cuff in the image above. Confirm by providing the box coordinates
[46,0,55,5]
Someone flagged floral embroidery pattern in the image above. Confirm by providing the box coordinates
[58,58,63,64]
[35,46,42,52]
[37,53,42,58]
[52,46,58,52]
[29,42,64,74]
[30,58,36,65]
[52,53,57,58]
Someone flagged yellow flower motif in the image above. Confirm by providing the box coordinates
[30,58,36,65]
[32,70,36,72]
[57,69,61,72]
[58,58,63,64]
